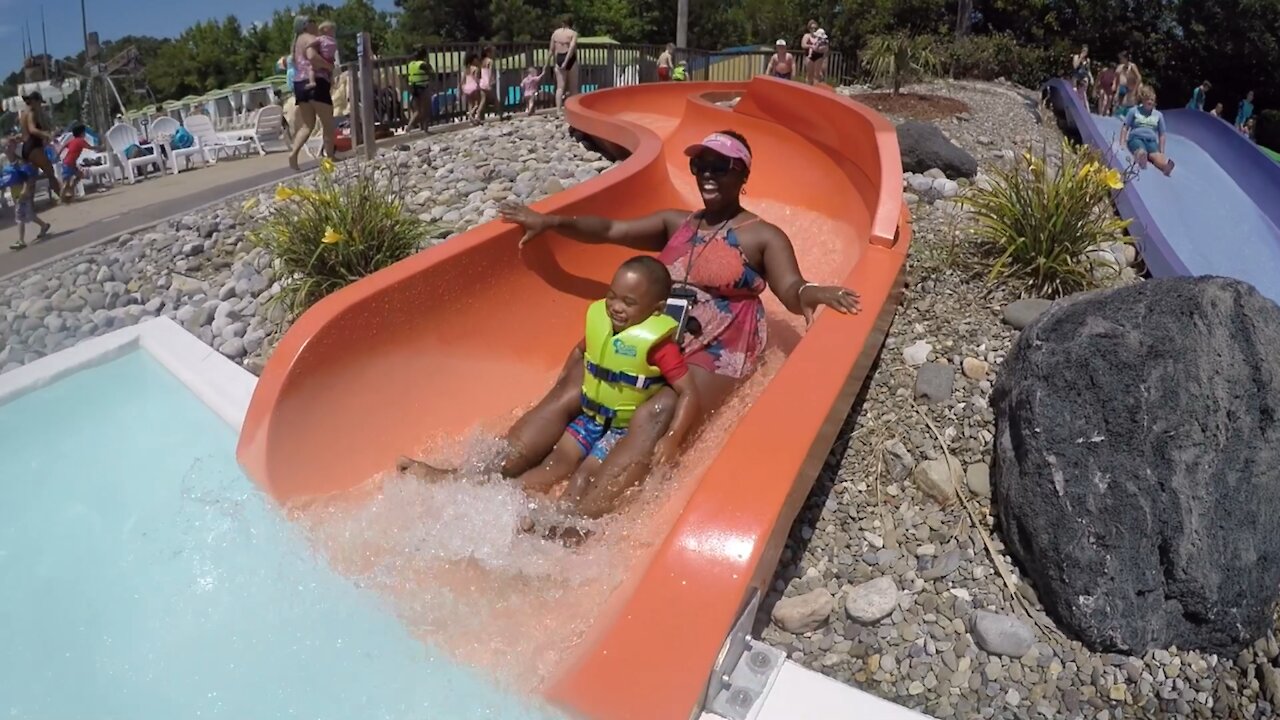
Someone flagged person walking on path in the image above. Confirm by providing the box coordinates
[766,40,795,80]
[550,15,579,111]
[18,92,60,198]
[287,15,336,171]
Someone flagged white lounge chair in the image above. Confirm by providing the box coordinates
[221,106,288,156]
[183,114,251,162]
[106,123,165,183]
[64,150,115,198]
[150,116,212,174]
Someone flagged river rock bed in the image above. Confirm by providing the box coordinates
[758,81,1280,719]
[0,116,609,375]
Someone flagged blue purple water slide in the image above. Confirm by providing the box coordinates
[1045,79,1280,304]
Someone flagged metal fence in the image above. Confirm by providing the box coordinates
[349,42,848,135]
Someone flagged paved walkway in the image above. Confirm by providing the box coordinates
[0,153,304,280]
[0,129,441,282]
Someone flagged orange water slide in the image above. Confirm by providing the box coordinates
[237,76,910,719]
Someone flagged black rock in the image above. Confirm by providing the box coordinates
[992,276,1280,657]
[896,120,978,179]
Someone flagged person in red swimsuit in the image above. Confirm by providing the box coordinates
[58,124,105,201]
[401,130,860,517]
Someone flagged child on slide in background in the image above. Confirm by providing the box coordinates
[400,256,700,540]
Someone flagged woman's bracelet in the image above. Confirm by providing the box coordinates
[797,282,819,304]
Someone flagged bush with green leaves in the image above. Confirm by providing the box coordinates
[959,139,1133,298]
[247,158,432,319]
[862,34,941,94]
[943,33,1063,89]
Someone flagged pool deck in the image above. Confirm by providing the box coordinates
[0,130,442,282]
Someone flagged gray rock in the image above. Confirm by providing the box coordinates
[896,121,979,179]
[182,242,203,257]
[903,339,932,366]
[914,362,954,404]
[883,440,916,482]
[218,338,246,359]
[912,457,961,506]
[970,610,1035,657]
[965,462,991,498]
[771,588,835,634]
[924,168,947,180]
[845,576,899,624]
[1002,298,1053,329]
[24,299,51,319]
[909,175,935,194]
[993,277,1280,656]
[921,549,962,580]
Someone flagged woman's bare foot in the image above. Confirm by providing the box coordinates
[395,456,453,482]
[1162,159,1175,177]
[288,156,302,172]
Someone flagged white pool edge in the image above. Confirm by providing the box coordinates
[0,317,256,431]
[700,659,934,720]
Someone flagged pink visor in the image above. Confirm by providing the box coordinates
[683,132,752,170]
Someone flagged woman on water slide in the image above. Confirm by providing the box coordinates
[400,130,861,517]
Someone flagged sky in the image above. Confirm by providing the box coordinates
[0,0,397,78]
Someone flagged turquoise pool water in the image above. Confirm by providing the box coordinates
[0,351,562,720]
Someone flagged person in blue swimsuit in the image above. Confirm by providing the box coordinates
[1187,80,1211,110]
[1121,87,1175,176]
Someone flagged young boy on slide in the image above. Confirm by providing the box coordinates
[401,256,699,527]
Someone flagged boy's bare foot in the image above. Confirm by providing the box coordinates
[1162,159,1175,177]
[396,456,453,482]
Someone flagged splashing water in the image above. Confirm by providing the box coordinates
[294,203,857,692]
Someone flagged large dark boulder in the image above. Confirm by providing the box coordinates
[896,120,978,179]
[992,277,1280,656]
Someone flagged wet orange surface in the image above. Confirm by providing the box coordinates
[237,76,909,719]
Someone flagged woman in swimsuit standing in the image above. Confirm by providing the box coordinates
[18,92,60,198]
[287,15,336,171]
[401,131,861,516]
[766,39,794,80]
[549,15,579,111]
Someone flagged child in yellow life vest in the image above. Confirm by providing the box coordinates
[519,256,700,514]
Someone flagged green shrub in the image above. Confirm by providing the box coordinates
[1257,109,1280,150]
[959,138,1132,298]
[862,34,941,94]
[248,158,432,319]
[944,33,1062,89]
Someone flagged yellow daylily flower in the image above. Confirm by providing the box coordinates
[295,187,317,202]
[275,185,295,201]
[1101,168,1124,190]
[321,227,343,245]
[241,196,259,212]
[320,157,336,174]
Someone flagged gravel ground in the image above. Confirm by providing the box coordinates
[0,115,608,376]
[757,80,1280,720]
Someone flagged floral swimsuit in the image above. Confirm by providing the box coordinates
[658,212,768,380]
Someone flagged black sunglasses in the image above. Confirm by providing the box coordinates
[689,155,736,177]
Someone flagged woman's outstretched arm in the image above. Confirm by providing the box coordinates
[757,221,861,322]
[500,201,685,251]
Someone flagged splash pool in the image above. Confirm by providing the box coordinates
[0,341,561,719]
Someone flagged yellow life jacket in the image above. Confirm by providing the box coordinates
[408,60,429,85]
[581,299,678,428]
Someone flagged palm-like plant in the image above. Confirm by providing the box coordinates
[862,34,941,94]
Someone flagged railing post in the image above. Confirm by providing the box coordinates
[357,32,376,160]
[607,46,616,88]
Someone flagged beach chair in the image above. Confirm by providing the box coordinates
[150,117,212,174]
[183,114,252,162]
[105,123,165,183]
[221,106,288,156]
